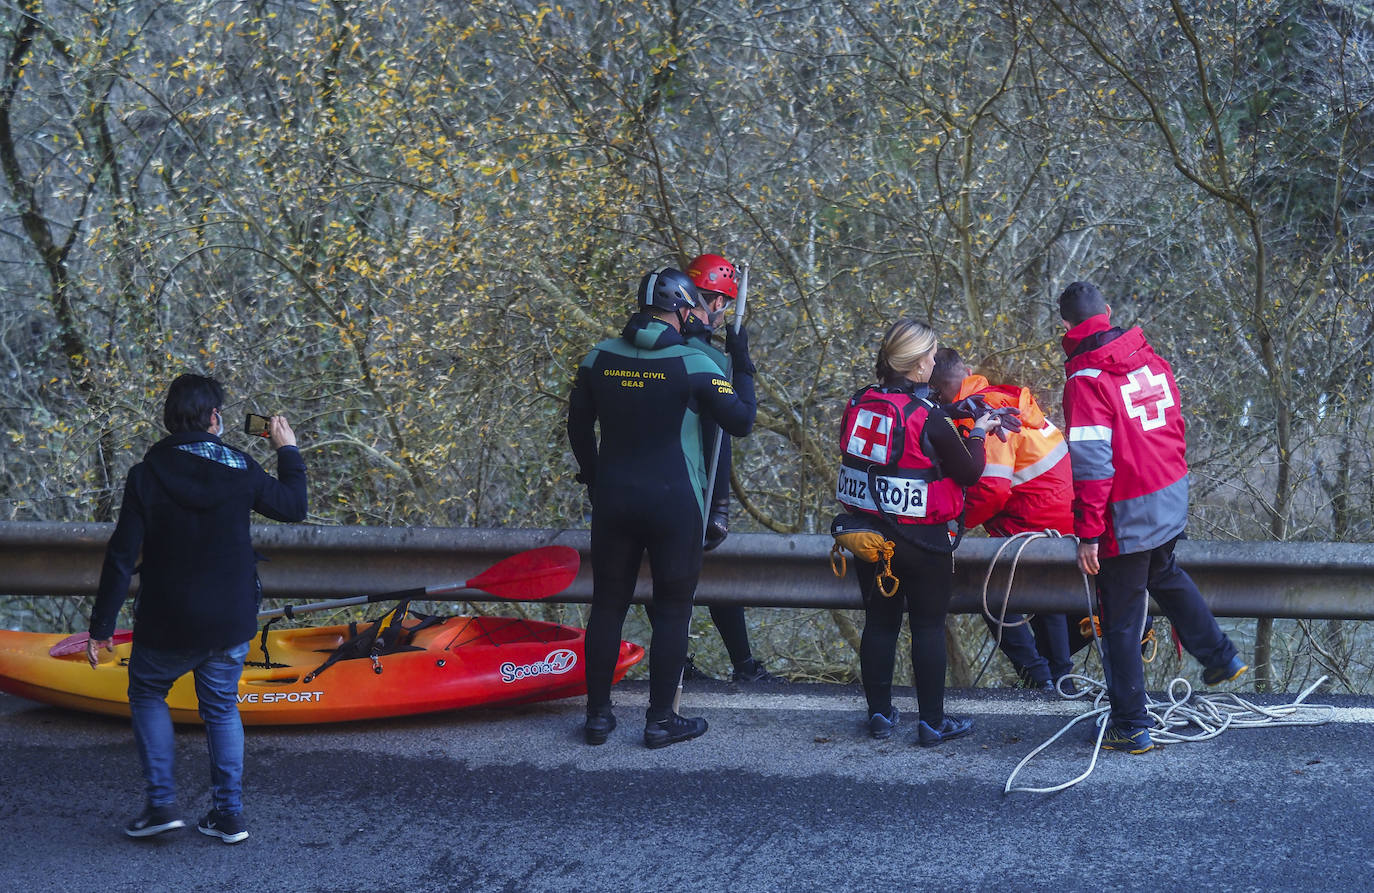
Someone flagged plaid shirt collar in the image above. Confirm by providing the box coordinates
[176,438,247,470]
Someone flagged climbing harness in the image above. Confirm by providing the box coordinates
[830,513,899,597]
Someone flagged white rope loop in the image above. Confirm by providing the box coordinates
[982,532,1335,794]
[1004,672,1336,794]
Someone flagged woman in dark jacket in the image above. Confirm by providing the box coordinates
[836,319,1002,746]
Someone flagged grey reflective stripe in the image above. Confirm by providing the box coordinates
[1068,441,1112,480]
[1070,368,1103,379]
[644,270,659,306]
[1111,475,1189,553]
[1011,440,1069,486]
[1069,425,1112,442]
[981,463,1013,481]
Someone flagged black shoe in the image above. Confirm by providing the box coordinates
[1054,676,1079,697]
[680,655,719,682]
[197,808,248,844]
[125,804,185,838]
[584,705,616,745]
[731,658,783,683]
[644,712,709,749]
[868,706,900,740]
[917,716,973,748]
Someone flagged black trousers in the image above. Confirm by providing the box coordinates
[857,541,954,727]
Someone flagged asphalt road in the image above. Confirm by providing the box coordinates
[3,680,1371,893]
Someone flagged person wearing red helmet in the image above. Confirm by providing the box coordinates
[568,267,757,748]
[678,252,781,684]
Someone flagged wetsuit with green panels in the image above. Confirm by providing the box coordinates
[568,313,756,717]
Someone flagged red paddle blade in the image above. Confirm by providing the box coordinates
[465,545,580,600]
[49,629,133,657]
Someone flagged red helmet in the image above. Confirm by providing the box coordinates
[685,253,738,301]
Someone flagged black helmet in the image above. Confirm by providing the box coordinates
[637,268,700,313]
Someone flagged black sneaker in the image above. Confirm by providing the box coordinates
[125,804,185,838]
[197,809,249,844]
[731,658,783,683]
[644,712,709,749]
[868,706,900,740]
[680,655,719,682]
[917,716,973,748]
[584,705,616,745]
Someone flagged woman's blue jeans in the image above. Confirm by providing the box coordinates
[126,640,249,814]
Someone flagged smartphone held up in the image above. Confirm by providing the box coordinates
[243,413,272,438]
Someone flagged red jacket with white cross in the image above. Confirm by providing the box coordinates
[1060,314,1190,558]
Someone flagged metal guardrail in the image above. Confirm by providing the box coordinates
[2,521,1373,619]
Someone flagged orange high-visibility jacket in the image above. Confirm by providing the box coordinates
[949,375,1073,536]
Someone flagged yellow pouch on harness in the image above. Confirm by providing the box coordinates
[829,514,899,597]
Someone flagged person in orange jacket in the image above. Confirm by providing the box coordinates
[930,348,1077,693]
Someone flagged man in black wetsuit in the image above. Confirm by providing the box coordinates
[568,268,757,748]
[670,252,780,684]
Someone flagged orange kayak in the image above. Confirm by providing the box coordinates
[0,616,643,725]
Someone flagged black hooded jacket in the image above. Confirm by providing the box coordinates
[89,431,308,650]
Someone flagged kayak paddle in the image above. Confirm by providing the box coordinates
[256,544,581,620]
[49,629,133,657]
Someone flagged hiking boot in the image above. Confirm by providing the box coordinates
[197,808,249,844]
[644,712,709,749]
[680,655,719,682]
[731,658,783,684]
[1100,725,1155,754]
[868,706,900,740]
[917,716,973,748]
[125,804,185,838]
[1202,655,1248,686]
[584,705,616,745]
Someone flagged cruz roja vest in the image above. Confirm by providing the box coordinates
[836,385,964,526]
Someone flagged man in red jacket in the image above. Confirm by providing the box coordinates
[1059,282,1246,754]
[930,349,1076,694]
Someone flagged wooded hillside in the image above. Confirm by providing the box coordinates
[1,1,1370,685]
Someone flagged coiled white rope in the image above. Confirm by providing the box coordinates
[1003,672,1336,794]
[972,530,1337,793]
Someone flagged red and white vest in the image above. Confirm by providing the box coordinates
[836,385,964,525]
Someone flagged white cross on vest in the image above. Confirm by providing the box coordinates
[1121,365,1174,431]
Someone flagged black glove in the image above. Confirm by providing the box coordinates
[992,407,1023,437]
[574,470,594,505]
[703,495,729,552]
[945,395,989,420]
[725,325,755,375]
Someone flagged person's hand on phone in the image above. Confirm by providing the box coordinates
[269,415,297,450]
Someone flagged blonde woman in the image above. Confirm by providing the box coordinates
[836,319,1002,746]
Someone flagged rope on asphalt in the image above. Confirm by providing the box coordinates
[974,531,1337,794]
[1002,672,1337,795]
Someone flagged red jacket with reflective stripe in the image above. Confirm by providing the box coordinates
[1061,315,1190,557]
[949,375,1072,536]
